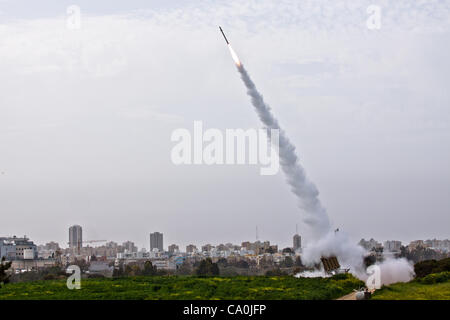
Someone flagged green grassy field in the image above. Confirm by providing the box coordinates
[372,272,450,300]
[0,274,364,300]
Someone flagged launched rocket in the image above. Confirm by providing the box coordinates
[219,26,229,45]
[219,26,241,66]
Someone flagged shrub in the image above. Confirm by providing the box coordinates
[414,258,450,278]
[195,258,220,277]
[87,274,105,279]
[0,257,12,287]
[419,271,450,284]
[142,261,157,276]
[43,274,58,280]
[265,268,287,276]
[331,273,348,280]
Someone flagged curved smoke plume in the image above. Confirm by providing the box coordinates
[236,63,331,238]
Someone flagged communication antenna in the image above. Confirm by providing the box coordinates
[296,224,298,235]
[256,225,259,241]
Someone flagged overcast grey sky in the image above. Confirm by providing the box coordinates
[0,0,449,250]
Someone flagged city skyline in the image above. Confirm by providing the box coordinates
[3,224,447,253]
[4,219,447,252]
[4,228,450,258]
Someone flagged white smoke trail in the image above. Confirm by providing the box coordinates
[234,61,331,238]
[229,45,365,271]
[228,47,415,286]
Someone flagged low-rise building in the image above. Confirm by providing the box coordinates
[201,244,214,252]
[168,244,179,254]
[122,241,138,253]
[409,240,427,250]
[152,259,176,270]
[10,258,57,272]
[186,244,197,253]
[0,236,38,260]
[88,261,114,277]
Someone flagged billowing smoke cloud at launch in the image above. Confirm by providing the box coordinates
[361,258,415,286]
[225,42,414,284]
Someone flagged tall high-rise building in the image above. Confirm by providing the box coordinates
[150,232,163,252]
[69,225,83,249]
[293,234,301,252]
